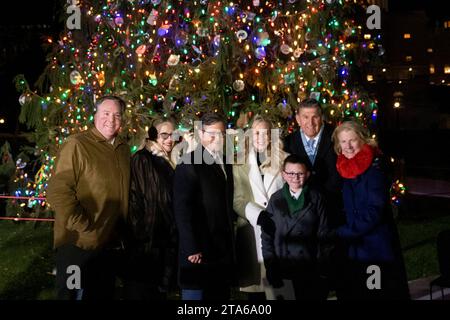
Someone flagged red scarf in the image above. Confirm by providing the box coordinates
[336,144,378,179]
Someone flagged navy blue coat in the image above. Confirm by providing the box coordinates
[261,187,329,279]
[335,158,410,299]
[337,158,398,262]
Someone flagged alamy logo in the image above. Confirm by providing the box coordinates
[66,0,81,30]
[66,265,81,290]
[366,265,381,290]
[366,5,381,30]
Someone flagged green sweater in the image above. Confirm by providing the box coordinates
[47,127,130,249]
[282,183,309,216]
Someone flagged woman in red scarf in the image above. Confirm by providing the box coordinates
[331,121,409,300]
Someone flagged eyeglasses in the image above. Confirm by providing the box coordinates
[203,130,225,137]
[283,171,306,178]
[158,132,173,140]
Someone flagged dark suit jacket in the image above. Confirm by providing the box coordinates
[173,146,236,289]
[284,123,343,227]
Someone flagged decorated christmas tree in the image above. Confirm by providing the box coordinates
[12,0,395,216]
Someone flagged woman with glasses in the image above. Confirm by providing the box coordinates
[232,115,288,300]
[260,154,329,300]
[123,118,178,299]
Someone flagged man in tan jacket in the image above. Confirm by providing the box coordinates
[47,96,130,300]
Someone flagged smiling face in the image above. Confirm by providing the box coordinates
[338,129,364,159]
[94,99,122,141]
[295,107,323,139]
[252,121,270,152]
[199,121,226,153]
[282,162,310,192]
[156,122,175,153]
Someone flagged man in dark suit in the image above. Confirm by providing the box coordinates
[284,98,344,297]
[173,113,236,300]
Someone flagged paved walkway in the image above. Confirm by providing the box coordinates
[409,276,450,300]
[406,177,450,198]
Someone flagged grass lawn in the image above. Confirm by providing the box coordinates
[0,208,449,299]
[0,221,55,299]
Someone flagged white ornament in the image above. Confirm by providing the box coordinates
[167,54,180,66]
[18,94,28,106]
[280,44,292,55]
[147,9,158,25]
[70,70,82,85]
[236,30,248,40]
[293,48,303,58]
[233,80,245,92]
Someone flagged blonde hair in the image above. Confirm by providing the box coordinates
[246,115,274,157]
[250,114,273,131]
[332,120,377,154]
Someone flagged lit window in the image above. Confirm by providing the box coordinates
[364,34,371,39]
[430,65,435,74]
[405,56,413,62]
[367,74,374,82]
[445,65,450,74]
[444,21,450,29]
[403,33,411,39]
[427,48,433,53]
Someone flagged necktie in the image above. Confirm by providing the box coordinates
[306,139,315,164]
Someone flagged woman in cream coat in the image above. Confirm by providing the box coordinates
[233,115,288,300]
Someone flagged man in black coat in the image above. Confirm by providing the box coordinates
[173,113,236,300]
[284,99,344,296]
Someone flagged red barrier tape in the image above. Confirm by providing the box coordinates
[0,217,54,222]
[0,195,46,200]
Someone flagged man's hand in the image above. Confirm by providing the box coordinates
[188,253,203,264]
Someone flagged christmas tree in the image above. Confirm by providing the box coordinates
[12,0,390,216]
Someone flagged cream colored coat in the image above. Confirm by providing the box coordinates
[233,147,288,295]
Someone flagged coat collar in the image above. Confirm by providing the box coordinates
[144,140,176,169]
[90,127,126,149]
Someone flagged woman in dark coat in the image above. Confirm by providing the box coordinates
[261,154,329,300]
[123,119,178,299]
[331,120,410,300]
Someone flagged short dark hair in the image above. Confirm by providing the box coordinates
[282,154,309,171]
[200,112,225,128]
[95,95,126,114]
[296,98,322,116]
